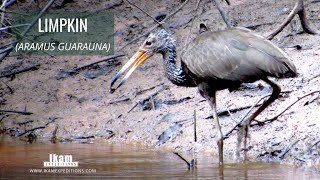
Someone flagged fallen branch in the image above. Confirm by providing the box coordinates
[128,86,166,113]
[0,116,6,123]
[0,109,33,115]
[0,0,7,29]
[296,139,320,161]
[310,0,320,3]
[193,109,198,142]
[307,73,320,82]
[0,0,56,62]
[0,0,16,9]
[173,152,195,170]
[136,82,165,95]
[0,23,29,31]
[18,126,45,137]
[223,94,271,139]
[107,97,130,105]
[17,117,57,137]
[0,64,40,78]
[73,53,124,72]
[0,9,28,16]
[277,139,300,159]
[267,0,319,40]
[306,139,320,152]
[17,120,34,125]
[223,90,293,139]
[127,103,138,113]
[212,0,231,28]
[57,54,124,79]
[1,81,13,94]
[244,22,274,30]
[206,102,263,119]
[294,156,306,163]
[251,90,320,126]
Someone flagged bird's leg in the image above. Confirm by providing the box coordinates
[238,78,281,159]
[206,92,224,165]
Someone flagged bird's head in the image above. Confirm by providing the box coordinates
[109,29,175,93]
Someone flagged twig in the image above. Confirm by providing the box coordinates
[207,103,263,118]
[0,64,40,78]
[267,0,319,40]
[277,139,300,159]
[251,90,320,126]
[17,117,56,137]
[212,0,231,28]
[127,86,166,113]
[136,82,164,95]
[1,80,13,94]
[72,53,124,72]
[126,0,161,25]
[0,9,28,16]
[193,109,197,142]
[118,0,190,51]
[223,90,293,138]
[0,109,33,115]
[127,103,138,113]
[0,0,56,62]
[307,73,320,81]
[0,0,8,29]
[173,152,195,170]
[17,120,34,125]
[307,139,320,151]
[107,97,130,105]
[58,54,124,79]
[244,22,274,30]
[223,94,271,139]
[18,126,45,137]
[0,116,6,123]
[0,23,30,31]
[294,156,306,163]
[0,0,15,9]
[309,0,320,3]
[291,139,320,162]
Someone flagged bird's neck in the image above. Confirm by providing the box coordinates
[162,46,196,87]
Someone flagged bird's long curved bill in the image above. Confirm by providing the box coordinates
[109,50,150,93]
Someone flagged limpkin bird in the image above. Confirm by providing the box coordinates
[110,27,297,164]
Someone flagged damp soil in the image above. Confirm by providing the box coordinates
[1,0,320,171]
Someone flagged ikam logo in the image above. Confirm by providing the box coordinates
[43,154,78,167]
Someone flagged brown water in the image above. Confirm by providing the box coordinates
[0,136,319,179]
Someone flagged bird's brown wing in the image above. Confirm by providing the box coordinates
[181,27,297,83]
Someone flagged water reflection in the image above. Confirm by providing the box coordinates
[0,136,319,179]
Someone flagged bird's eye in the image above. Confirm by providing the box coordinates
[145,41,152,46]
